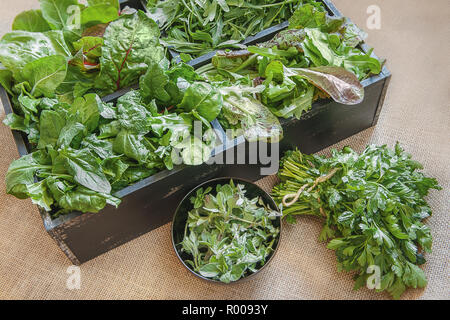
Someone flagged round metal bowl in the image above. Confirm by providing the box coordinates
[171,177,282,284]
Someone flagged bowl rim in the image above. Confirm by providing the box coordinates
[171,176,283,284]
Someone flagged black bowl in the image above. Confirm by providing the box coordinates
[171,177,282,284]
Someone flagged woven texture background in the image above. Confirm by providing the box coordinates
[0,0,449,300]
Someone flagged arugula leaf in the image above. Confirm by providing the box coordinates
[147,0,303,57]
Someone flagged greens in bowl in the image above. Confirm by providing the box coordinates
[172,178,282,283]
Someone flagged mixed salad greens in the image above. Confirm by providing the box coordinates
[0,0,165,105]
[146,0,308,58]
[5,63,218,216]
[272,144,441,298]
[1,0,383,216]
[198,2,382,133]
[179,180,280,282]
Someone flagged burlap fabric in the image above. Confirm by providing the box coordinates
[0,0,448,300]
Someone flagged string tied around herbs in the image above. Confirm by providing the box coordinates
[281,168,341,207]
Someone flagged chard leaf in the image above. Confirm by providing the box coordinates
[0,30,71,81]
[96,11,165,93]
[22,55,68,98]
[39,0,79,30]
[87,0,120,11]
[12,9,51,32]
[72,36,104,60]
[81,4,119,27]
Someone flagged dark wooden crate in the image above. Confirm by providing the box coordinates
[0,0,390,264]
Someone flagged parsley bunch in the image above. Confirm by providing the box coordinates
[179,180,280,283]
[272,144,441,298]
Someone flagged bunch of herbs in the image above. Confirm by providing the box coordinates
[272,144,441,298]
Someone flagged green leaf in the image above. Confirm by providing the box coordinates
[87,0,120,11]
[96,10,165,93]
[198,263,221,278]
[5,151,51,199]
[70,93,101,132]
[81,5,119,27]
[12,9,51,32]
[37,109,66,149]
[81,134,114,159]
[0,67,13,95]
[27,180,54,211]
[220,85,283,143]
[58,147,111,193]
[113,130,150,164]
[56,185,120,213]
[22,55,68,97]
[116,90,154,134]
[178,82,223,122]
[39,0,79,30]
[0,30,71,81]
[72,36,104,60]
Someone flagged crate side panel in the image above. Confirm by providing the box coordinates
[54,162,221,263]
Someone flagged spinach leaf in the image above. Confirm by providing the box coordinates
[5,150,52,199]
[58,147,111,193]
[37,109,66,149]
[56,185,120,213]
[70,93,101,132]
